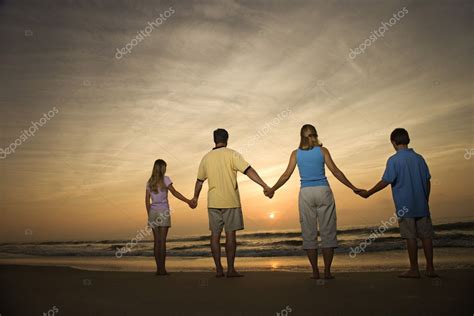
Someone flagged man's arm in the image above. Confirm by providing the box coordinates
[191,180,204,208]
[245,167,270,190]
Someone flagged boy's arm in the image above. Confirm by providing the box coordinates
[426,179,431,202]
[359,180,390,198]
[359,157,394,198]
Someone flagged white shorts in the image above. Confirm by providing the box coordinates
[148,209,171,228]
[299,186,338,249]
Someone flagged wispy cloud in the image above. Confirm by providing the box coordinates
[0,0,472,241]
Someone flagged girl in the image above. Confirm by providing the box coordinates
[266,124,361,279]
[146,159,193,275]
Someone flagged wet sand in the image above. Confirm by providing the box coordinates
[0,265,473,315]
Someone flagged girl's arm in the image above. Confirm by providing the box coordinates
[322,147,360,191]
[269,150,297,194]
[145,190,151,214]
[168,184,192,206]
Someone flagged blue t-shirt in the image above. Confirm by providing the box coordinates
[382,148,431,218]
[296,147,329,188]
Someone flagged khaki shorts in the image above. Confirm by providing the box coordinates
[148,209,171,228]
[299,186,338,249]
[398,216,434,239]
[208,208,244,233]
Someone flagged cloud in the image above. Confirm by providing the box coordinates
[0,0,472,241]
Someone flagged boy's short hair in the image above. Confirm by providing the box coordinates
[213,128,229,144]
[390,128,410,145]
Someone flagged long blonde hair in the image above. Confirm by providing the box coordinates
[147,159,167,193]
[299,124,322,150]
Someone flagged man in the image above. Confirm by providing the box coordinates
[191,128,271,277]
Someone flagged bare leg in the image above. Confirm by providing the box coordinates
[157,227,169,275]
[152,228,163,274]
[421,238,438,277]
[211,230,224,277]
[152,228,160,273]
[306,249,320,279]
[399,238,420,278]
[322,247,335,279]
[225,230,243,277]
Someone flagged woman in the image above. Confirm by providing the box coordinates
[266,124,361,279]
[146,159,193,275]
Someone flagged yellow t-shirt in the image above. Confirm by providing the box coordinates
[197,147,251,208]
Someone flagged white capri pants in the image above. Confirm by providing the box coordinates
[298,186,338,249]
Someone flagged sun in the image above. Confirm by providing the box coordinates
[268,212,275,220]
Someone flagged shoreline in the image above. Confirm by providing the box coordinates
[1,247,473,273]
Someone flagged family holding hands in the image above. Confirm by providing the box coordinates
[146,125,437,279]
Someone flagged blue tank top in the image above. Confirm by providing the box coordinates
[296,147,329,188]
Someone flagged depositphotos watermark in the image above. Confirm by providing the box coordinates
[349,206,409,258]
[349,7,408,60]
[464,148,474,160]
[115,211,170,258]
[276,305,292,316]
[115,6,175,60]
[42,305,59,316]
[1,106,59,159]
[236,107,291,157]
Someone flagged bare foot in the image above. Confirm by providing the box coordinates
[226,270,244,278]
[310,269,320,279]
[424,270,440,278]
[156,269,169,276]
[216,267,225,278]
[324,273,335,280]
[398,270,420,278]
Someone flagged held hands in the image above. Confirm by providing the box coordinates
[188,197,198,209]
[263,185,274,199]
[353,187,370,199]
[358,190,370,198]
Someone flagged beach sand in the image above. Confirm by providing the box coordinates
[1,265,473,316]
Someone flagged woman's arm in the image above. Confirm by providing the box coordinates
[269,150,297,194]
[168,184,192,206]
[145,190,151,214]
[322,147,359,191]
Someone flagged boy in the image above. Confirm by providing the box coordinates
[358,128,438,278]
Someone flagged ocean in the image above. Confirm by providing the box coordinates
[1,221,472,258]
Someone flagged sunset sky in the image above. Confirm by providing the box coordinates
[0,0,472,242]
